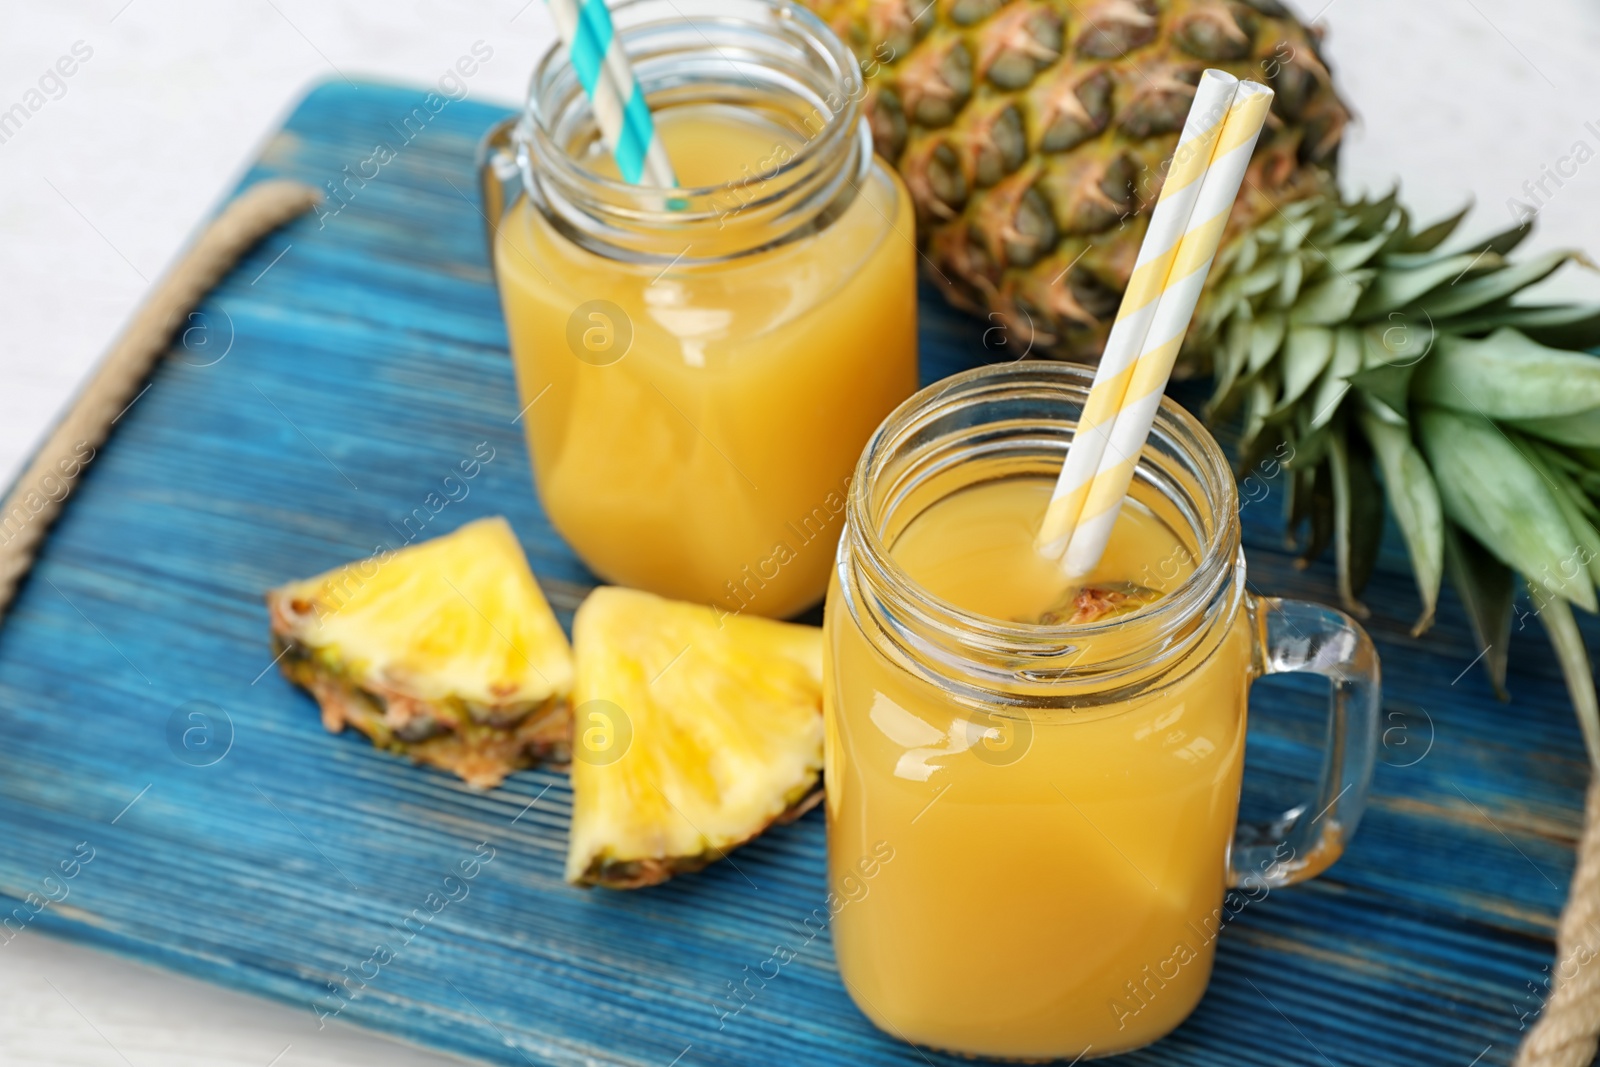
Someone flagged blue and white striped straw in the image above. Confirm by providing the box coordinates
[549,0,678,188]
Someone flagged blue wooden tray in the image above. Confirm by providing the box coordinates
[0,80,1589,1066]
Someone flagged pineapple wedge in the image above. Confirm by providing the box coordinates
[267,517,573,788]
[567,587,824,889]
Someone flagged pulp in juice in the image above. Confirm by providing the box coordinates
[825,476,1253,1059]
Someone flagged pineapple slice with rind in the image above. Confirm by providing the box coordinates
[567,586,824,889]
[267,516,573,788]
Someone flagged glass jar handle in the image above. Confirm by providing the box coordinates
[475,115,522,271]
[1231,596,1380,890]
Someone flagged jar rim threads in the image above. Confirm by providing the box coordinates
[837,360,1246,711]
[517,0,873,263]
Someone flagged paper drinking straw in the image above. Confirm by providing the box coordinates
[1059,80,1276,578]
[1037,70,1240,559]
[548,0,678,188]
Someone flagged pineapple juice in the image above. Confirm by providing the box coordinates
[496,104,917,619]
[825,476,1254,1059]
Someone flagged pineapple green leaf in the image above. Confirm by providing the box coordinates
[1517,442,1600,588]
[1414,250,1587,320]
[1350,330,1418,414]
[1275,252,1304,307]
[1289,273,1369,327]
[1443,523,1514,699]
[1280,326,1335,408]
[1283,198,1321,222]
[1412,328,1600,420]
[1507,411,1600,449]
[1246,310,1287,374]
[1240,261,1283,298]
[1445,303,1600,350]
[1363,310,1436,370]
[1212,306,1252,407]
[1240,376,1276,454]
[1199,277,1245,339]
[1378,250,1473,271]
[1360,392,1408,428]
[1404,203,1473,254]
[1292,416,1335,471]
[1351,366,1417,420]
[1328,429,1382,614]
[1359,408,1444,634]
[1228,234,1259,276]
[1417,406,1599,613]
[1354,188,1400,232]
[1320,213,1367,249]
[1353,253,1496,318]
[1576,465,1600,500]
[1308,328,1362,430]
[1464,220,1534,258]
[1278,214,1314,254]
[1532,438,1600,490]
[1530,439,1599,496]
[1324,231,1391,275]
[1377,204,1414,257]
[1535,592,1600,768]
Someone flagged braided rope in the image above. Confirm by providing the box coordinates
[1517,777,1600,1066]
[0,175,1593,1064]
[0,180,318,619]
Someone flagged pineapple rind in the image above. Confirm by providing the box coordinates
[566,586,826,888]
[807,0,1351,360]
[579,788,824,890]
[267,517,574,788]
[275,637,571,788]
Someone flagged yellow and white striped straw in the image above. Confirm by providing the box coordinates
[1057,80,1276,578]
[1037,70,1240,559]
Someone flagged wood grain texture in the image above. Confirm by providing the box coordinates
[0,80,1591,1067]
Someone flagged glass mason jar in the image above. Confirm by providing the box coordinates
[480,0,917,619]
[824,361,1380,1060]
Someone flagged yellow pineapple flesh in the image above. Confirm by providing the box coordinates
[567,587,825,889]
[267,517,574,788]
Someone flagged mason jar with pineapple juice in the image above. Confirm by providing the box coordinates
[824,362,1380,1059]
[486,0,916,619]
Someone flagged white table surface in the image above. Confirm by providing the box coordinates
[3,0,1599,1063]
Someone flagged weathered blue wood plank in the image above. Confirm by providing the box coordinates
[0,78,1592,1066]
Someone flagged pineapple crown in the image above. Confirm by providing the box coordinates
[1198,193,1600,758]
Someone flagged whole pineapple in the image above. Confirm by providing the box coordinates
[808,0,1600,759]
[809,0,1348,356]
